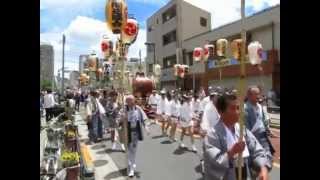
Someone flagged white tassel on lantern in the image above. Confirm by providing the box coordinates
[193,47,203,62]
[248,41,263,65]
[216,39,228,57]
[122,18,139,44]
[203,44,214,61]
[154,64,161,76]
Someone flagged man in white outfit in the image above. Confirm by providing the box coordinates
[157,90,167,135]
[43,89,57,122]
[147,90,160,124]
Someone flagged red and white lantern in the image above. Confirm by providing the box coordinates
[101,37,113,58]
[174,64,180,76]
[248,41,263,65]
[88,54,98,71]
[122,18,139,44]
[216,39,228,57]
[203,44,214,61]
[193,47,203,62]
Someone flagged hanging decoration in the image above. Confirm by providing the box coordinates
[248,41,263,65]
[231,39,244,61]
[203,44,214,61]
[122,18,139,44]
[106,0,128,34]
[101,36,113,58]
[216,39,228,57]
[193,47,203,62]
[88,53,98,72]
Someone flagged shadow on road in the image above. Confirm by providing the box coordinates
[160,140,172,144]
[173,147,194,155]
[152,135,166,139]
[96,148,125,155]
[93,160,108,167]
[104,168,127,180]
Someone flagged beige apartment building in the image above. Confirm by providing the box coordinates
[146,1,280,95]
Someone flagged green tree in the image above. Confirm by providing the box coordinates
[41,79,52,90]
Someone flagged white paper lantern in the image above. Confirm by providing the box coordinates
[193,47,203,62]
[122,18,139,44]
[216,39,228,57]
[174,64,180,76]
[248,41,263,65]
[203,44,214,61]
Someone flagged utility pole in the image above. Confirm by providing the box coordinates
[61,34,66,97]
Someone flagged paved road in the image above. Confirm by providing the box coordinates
[102,123,280,180]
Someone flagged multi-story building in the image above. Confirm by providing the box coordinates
[146,1,280,95]
[69,71,80,88]
[182,5,280,95]
[146,0,211,90]
[40,43,54,85]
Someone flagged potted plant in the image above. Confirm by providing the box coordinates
[61,151,80,180]
[65,129,77,151]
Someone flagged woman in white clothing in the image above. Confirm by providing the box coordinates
[178,95,197,152]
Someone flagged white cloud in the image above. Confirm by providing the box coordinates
[41,16,146,76]
[184,0,279,29]
[40,0,102,10]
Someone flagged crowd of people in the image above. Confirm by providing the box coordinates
[40,84,276,179]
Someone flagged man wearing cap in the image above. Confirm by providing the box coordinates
[178,94,197,152]
[245,86,275,169]
[203,93,270,180]
[118,95,150,177]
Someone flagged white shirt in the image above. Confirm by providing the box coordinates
[222,123,249,159]
[170,100,181,117]
[200,96,210,112]
[191,98,201,112]
[43,94,55,109]
[201,101,220,131]
[165,99,172,116]
[180,102,193,122]
[157,97,167,114]
[96,98,106,114]
[148,94,160,105]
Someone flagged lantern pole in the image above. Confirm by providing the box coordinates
[237,0,246,179]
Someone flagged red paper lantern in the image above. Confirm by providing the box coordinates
[101,37,113,58]
[193,47,203,62]
[122,18,139,44]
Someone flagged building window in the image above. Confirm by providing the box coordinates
[162,5,176,24]
[148,25,154,32]
[200,17,207,27]
[156,18,159,24]
[162,30,176,46]
[163,54,177,69]
[149,64,153,72]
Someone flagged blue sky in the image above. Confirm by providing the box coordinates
[40,0,279,77]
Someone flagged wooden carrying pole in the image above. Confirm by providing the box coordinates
[237,0,246,179]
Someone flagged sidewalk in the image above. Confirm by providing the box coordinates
[74,107,126,180]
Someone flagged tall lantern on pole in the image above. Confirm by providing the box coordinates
[106,0,128,34]
[248,41,264,87]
